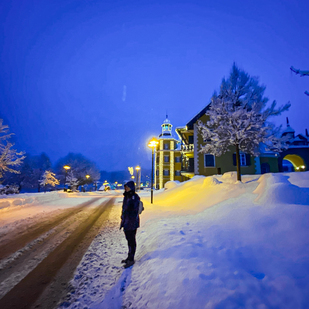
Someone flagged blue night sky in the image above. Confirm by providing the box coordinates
[1,0,308,171]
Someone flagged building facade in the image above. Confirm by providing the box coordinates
[279,118,309,172]
[154,117,182,189]
[175,105,280,179]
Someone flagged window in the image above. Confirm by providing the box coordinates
[156,170,159,176]
[163,170,169,176]
[188,135,194,144]
[175,156,181,163]
[175,170,181,176]
[204,154,215,167]
[164,156,169,163]
[164,143,169,150]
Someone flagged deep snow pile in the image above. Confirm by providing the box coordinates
[1,172,309,309]
[87,171,309,309]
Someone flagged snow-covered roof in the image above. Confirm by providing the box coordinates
[186,103,211,129]
[162,118,171,125]
[282,126,295,134]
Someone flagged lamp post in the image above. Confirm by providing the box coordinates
[85,175,90,192]
[63,165,71,192]
[135,165,141,191]
[148,137,159,204]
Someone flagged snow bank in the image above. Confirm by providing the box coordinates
[142,173,250,218]
[0,192,67,211]
[88,172,309,309]
[164,181,180,190]
[254,172,309,205]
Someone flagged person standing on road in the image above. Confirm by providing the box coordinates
[120,180,140,268]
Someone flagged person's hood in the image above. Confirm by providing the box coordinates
[124,180,135,191]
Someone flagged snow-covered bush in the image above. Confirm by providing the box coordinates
[164,181,180,190]
[0,184,20,195]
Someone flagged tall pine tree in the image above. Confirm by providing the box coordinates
[198,64,290,181]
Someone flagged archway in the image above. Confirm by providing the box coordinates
[283,154,306,172]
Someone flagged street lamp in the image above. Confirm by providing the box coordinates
[135,165,141,191]
[148,137,159,204]
[63,165,71,192]
[85,175,90,192]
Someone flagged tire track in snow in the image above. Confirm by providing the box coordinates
[0,198,103,298]
[0,197,101,260]
[0,198,115,309]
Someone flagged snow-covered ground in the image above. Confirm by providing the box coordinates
[1,172,309,309]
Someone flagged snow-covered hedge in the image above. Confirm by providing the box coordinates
[0,184,19,195]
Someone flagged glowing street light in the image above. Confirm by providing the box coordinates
[148,137,159,204]
[86,174,90,179]
[63,165,71,192]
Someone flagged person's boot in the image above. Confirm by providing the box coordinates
[124,260,135,268]
[121,258,129,263]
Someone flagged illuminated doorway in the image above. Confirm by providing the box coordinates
[282,154,306,172]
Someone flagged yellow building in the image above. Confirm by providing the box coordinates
[176,105,279,179]
[154,117,182,189]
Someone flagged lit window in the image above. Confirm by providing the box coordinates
[175,156,181,163]
[175,170,181,176]
[164,143,169,150]
[204,154,215,167]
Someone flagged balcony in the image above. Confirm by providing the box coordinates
[181,144,194,152]
[181,160,194,178]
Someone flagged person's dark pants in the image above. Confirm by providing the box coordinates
[124,229,137,261]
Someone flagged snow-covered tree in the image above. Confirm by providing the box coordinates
[39,170,59,190]
[198,64,290,182]
[65,170,79,191]
[55,153,100,188]
[0,119,25,178]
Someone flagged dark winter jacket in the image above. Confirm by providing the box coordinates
[120,181,140,231]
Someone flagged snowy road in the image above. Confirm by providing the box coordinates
[1,172,309,309]
[0,195,119,309]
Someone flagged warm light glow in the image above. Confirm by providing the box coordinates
[86,175,90,179]
[128,167,134,175]
[301,165,305,169]
[148,137,159,148]
[135,165,141,170]
[131,175,135,179]
[63,165,71,170]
